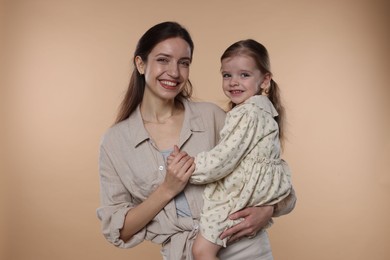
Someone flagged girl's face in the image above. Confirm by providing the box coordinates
[136,37,191,101]
[221,54,265,105]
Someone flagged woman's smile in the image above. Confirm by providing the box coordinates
[160,79,179,90]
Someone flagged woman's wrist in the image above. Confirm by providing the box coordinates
[156,182,177,202]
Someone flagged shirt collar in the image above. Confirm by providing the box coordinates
[127,106,150,148]
[128,99,206,148]
[182,99,205,133]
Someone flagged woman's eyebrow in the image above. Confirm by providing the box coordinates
[155,53,191,60]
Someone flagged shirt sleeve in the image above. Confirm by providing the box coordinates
[273,187,297,217]
[190,103,277,184]
[96,144,146,248]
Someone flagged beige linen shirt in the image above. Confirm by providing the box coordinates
[97,99,296,260]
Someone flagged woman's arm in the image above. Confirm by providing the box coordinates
[273,187,297,217]
[98,142,195,246]
[119,150,195,241]
[219,188,297,242]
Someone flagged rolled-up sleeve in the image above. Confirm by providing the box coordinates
[273,187,297,217]
[96,145,146,248]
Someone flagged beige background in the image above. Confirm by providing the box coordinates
[1,0,389,259]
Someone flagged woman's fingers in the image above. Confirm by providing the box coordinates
[219,206,273,243]
[182,157,195,177]
[164,156,193,196]
[173,145,180,155]
[164,146,194,196]
[167,154,193,180]
[175,155,194,177]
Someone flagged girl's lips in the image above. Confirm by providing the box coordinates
[230,90,243,95]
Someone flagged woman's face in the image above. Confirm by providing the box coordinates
[221,54,264,105]
[136,37,192,101]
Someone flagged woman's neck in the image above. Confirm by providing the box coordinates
[140,94,185,150]
[140,96,180,124]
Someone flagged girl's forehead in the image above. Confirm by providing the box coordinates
[222,55,256,66]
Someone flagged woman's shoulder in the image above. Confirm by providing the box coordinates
[187,101,226,118]
[100,119,131,147]
[187,100,226,116]
[184,100,226,130]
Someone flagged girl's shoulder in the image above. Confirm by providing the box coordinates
[242,95,278,117]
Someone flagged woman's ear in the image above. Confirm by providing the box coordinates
[135,56,145,75]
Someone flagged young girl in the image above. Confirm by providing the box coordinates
[168,39,292,260]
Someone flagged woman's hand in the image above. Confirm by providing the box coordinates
[219,205,274,243]
[162,145,194,198]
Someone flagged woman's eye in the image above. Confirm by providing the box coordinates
[179,60,190,67]
[157,58,169,63]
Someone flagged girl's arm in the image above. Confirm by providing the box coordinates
[191,105,276,184]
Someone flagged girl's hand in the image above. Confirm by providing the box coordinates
[162,145,194,198]
[219,205,274,243]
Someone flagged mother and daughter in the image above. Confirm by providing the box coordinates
[97,21,296,260]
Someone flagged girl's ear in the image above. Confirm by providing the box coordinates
[260,73,272,94]
[261,73,272,88]
[135,56,145,75]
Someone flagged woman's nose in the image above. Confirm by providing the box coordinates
[167,63,179,78]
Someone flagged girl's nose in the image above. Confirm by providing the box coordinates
[230,79,239,87]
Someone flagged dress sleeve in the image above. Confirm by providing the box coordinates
[96,144,146,248]
[190,104,277,184]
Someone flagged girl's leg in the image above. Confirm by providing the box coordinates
[192,233,222,260]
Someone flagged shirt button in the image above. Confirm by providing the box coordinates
[159,165,164,171]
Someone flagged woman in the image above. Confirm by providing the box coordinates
[97,21,296,260]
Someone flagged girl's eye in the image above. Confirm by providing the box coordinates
[241,73,250,78]
[222,73,231,78]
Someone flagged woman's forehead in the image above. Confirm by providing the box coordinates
[150,37,191,58]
